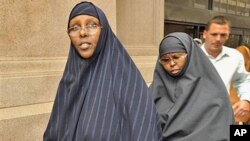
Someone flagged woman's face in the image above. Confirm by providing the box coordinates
[68,15,102,59]
[159,52,187,76]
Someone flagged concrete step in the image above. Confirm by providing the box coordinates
[0,103,52,141]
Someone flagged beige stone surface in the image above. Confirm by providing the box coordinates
[0,113,50,141]
[131,56,158,83]
[0,57,65,108]
[117,0,164,56]
[0,0,116,58]
[1,75,60,108]
[0,102,53,120]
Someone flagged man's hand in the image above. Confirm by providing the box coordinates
[233,100,250,122]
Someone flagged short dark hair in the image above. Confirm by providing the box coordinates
[205,15,231,31]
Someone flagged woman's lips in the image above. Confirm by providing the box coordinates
[79,42,91,50]
[171,70,180,74]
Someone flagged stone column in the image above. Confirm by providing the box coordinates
[117,0,164,83]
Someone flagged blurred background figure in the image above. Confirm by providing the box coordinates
[230,44,250,124]
[236,45,250,71]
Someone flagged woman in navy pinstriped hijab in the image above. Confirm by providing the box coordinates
[150,32,234,141]
[43,1,162,141]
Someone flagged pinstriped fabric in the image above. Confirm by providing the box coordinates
[43,1,162,141]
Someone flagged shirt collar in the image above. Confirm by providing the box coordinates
[201,44,230,60]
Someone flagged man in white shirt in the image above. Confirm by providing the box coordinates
[201,15,250,121]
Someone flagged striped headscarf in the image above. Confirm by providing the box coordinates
[44,1,162,141]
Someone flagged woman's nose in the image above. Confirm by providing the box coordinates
[79,28,88,37]
[169,60,176,66]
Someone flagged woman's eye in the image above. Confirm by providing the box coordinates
[72,27,79,31]
[172,56,180,59]
[162,58,171,62]
[86,24,97,29]
[70,26,80,31]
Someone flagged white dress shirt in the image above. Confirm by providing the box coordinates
[201,44,250,101]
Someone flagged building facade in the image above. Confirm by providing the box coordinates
[165,0,250,48]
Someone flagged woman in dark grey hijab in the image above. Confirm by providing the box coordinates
[150,32,234,141]
[43,1,162,141]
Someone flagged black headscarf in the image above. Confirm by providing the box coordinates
[44,1,162,141]
[150,32,234,141]
[159,37,186,57]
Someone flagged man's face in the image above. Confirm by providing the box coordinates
[203,23,230,53]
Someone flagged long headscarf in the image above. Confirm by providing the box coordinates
[44,2,161,141]
[150,32,234,141]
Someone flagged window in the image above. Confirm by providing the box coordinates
[212,0,250,16]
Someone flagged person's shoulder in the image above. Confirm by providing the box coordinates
[236,45,247,50]
[223,46,241,55]
[223,46,243,59]
[236,45,250,53]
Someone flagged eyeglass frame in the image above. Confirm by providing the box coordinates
[67,24,102,37]
[159,53,187,65]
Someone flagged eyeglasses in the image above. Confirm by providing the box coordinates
[67,24,102,37]
[159,53,187,65]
